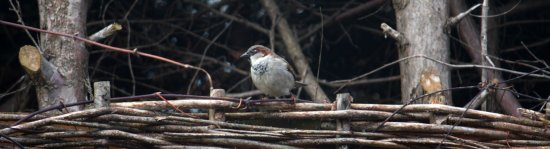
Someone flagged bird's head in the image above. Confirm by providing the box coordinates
[240,45,272,61]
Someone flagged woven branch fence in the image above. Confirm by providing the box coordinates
[1,82,550,148]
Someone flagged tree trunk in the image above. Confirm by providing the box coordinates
[37,0,90,112]
[392,0,451,104]
[480,0,503,114]
[450,1,521,116]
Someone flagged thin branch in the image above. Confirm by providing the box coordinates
[447,3,481,27]
[88,23,122,41]
[0,20,214,90]
[185,0,270,35]
[188,21,233,94]
[280,138,408,148]
[335,55,550,93]
[380,23,409,46]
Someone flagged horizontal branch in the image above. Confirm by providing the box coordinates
[224,110,427,121]
[280,138,408,149]
[334,122,521,140]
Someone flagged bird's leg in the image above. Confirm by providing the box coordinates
[244,97,252,110]
[290,94,297,104]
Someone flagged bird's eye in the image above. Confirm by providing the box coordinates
[253,49,257,53]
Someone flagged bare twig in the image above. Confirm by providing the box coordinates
[188,21,233,94]
[380,23,408,46]
[0,20,214,91]
[447,3,481,27]
[88,23,122,41]
[280,138,407,148]
[336,55,550,93]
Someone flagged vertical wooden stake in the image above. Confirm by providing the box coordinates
[335,93,352,149]
[93,81,111,108]
[209,89,226,128]
[93,81,110,149]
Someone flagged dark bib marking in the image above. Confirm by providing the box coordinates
[252,62,268,76]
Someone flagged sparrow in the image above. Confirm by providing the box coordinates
[240,45,303,99]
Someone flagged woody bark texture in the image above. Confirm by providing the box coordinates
[260,0,328,102]
[37,0,90,112]
[450,1,521,116]
[392,0,451,104]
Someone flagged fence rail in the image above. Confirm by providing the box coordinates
[1,84,549,148]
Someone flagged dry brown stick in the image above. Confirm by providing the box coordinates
[380,23,408,46]
[97,130,173,145]
[157,145,228,149]
[350,104,545,127]
[88,23,122,41]
[30,130,172,146]
[112,101,544,128]
[105,106,162,117]
[111,99,240,110]
[31,130,90,138]
[183,138,300,149]
[444,135,494,149]
[0,108,111,135]
[162,116,286,131]
[246,101,330,111]
[142,125,210,133]
[381,138,460,147]
[446,117,550,138]
[224,110,426,121]
[164,132,288,140]
[260,0,329,102]
[447,3,482,27]
[154,92,194,117]
[269,130,396,138]
[93,114,191,126]
[36,139,109,148]
[349,122,520,140]
[280,138,408,149]
[491,140,550,146]
[226,90,263,98]
[111,98,323,111]
[517,108,550,123]
[50,119,137,132]
[111,100,544,127]
[0,137,55,145]
[214,129,285,137]
[0,113,46,121]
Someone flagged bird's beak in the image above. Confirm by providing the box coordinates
[240,51,250,58]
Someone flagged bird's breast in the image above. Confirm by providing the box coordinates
[251,60,269,76]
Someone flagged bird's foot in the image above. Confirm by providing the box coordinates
[291,95,297,105]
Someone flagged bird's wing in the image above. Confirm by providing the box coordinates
[272,54,307,86]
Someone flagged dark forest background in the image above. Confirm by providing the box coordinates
[1,0,549,112]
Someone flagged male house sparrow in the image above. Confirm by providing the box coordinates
[240,45,302,98]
